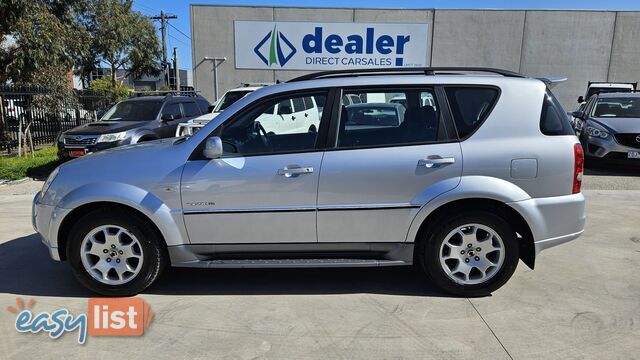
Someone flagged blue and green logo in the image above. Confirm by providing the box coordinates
[254,25,297,67]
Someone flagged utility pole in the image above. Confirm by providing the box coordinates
[150,11,177,87]
[173,47,180,91]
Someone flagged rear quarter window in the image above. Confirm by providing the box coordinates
[196,99,210,113]
[540,90,574,136]
[445,87,499,139]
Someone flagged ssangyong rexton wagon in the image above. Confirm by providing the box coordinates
[33,68,586,297]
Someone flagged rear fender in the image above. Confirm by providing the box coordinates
[405,175,531,242]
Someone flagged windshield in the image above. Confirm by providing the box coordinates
[101,101,163,121]
[213,90,252,112]
[593,97,640,118]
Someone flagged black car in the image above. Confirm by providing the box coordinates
[58,94,210,158]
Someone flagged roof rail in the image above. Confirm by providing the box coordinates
[130,90,201,98]
[287,67,525,82]
[239,82,273,87]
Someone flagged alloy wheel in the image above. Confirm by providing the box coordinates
[80,225,144,285]
[438,223,505,285]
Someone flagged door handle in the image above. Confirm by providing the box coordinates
[417,156,456,168]
[277,166,314,177]
[291,116,296,120]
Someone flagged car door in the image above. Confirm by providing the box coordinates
[317,87,462,243]
[181,90,333,244]
[156,102,183,138]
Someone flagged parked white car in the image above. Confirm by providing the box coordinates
[176,84,268,136]
[257,95,320,134]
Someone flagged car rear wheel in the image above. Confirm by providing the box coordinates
[67,209,167,296]
[419,211,519,297]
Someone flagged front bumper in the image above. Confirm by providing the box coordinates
[584,134,640,162]
[32,191,62,261]
[175,122,204,137]
[508,192,586,256]
[57,138,130,158]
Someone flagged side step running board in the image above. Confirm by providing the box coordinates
[173,258,411,269]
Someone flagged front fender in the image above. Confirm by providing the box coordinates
[405,176,532,242]
[131,129,158,144]
[55,182,187,247]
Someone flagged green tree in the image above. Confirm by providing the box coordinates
[0,1,89,91]
[90,0,162,88]
[89,76,130,103]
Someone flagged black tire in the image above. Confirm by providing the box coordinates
[66,208,167,296]
[308,125,317,133]
[418,210,519,297]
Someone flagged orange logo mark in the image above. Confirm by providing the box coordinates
[87,298,153,336]
[7,297,35,313]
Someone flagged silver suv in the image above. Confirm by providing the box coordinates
[32,68,586,297]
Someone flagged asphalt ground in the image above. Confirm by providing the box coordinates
[1,167,638,359]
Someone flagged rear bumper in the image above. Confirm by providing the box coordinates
[507,192,586,256]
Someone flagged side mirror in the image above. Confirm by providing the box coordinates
[577,96,584,103]
[203,136,223,159]
[207,105,215,113]
[572,111,586,120]
[161,114,175,121]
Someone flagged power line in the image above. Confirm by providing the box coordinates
[134,2,160,13]
[132,5,153,15]
[167,22,191,40]
[168,34,189,46]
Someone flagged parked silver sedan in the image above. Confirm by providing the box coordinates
[33,68,585,297]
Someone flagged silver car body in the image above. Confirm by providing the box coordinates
[33,74,585,269]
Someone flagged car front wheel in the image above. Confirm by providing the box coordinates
[419,211,519,297]
[67,209,167,296]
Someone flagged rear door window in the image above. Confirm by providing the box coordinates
[196,99,210,113]
[182,102,201,117]
[303,97,314,110]
[292,97,305,112]
[444,87,499,139]
[162,103,182,119]
[337,88,442,149]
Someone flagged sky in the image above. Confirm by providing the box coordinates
[133,0,640,71]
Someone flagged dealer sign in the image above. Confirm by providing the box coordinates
[234,21,429,70]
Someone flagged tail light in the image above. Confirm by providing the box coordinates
[573,143,584,194]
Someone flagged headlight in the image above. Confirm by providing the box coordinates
[97,131,128,143]
[41,166,60,196]
[586,126,609,139]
